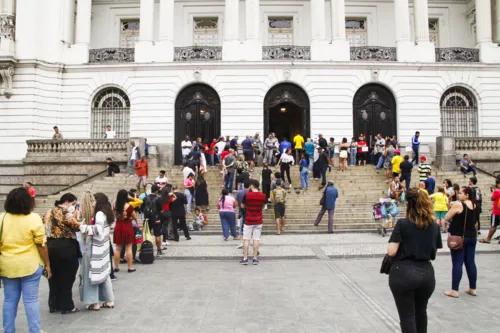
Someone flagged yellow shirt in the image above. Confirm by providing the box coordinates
[420,188,429,196]
[293,135,304,149]
[0,212,46,278]
[430,193,449,212]
[128,197,143,209]
[391,155,403,173]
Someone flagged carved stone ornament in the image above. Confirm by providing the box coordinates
[371,69,379,81]
[350,47,397,61]
[0,14,15,41]
[435,48,479,63]
[89,48,135,64]
[283,69,291,80]
[193,69,201,80]
[174,46,222,61]
[0,65,15,98]
[262,46,311,60]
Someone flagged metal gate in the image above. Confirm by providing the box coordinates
[91,88,131,138]
[440,86,478,137]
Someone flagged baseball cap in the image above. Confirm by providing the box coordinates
[395,149,400,154]
[420,156,427,162]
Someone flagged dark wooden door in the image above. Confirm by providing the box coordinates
[175,85,220,164]
[353,84,397,139]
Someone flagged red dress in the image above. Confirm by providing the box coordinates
[113,205,135,245]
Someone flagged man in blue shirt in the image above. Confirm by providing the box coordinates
[241,135,255,172]
[313,180,339,233]
[304,138,315,171]
[411,131,420,166]
[280,138,292,155]
[424,172,435,195]
[230,136,239,150]
[459,154,477,178]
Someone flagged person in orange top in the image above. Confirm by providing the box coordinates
[134,156,148,193]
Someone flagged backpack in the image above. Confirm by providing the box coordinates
[472,186,482,202]
[273,188,287,204]
[139,221,154,264]
[143,194,158,220]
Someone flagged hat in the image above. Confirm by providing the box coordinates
[420,156,427,162]
[327,180,334,185]
[394,149,400,154]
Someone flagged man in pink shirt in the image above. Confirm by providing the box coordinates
[480,179,500,243]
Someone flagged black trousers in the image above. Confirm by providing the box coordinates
[171,215,190,240]
[160,211,172,242]
[262,183,271,201]
[280,162,292,184]
[120,243,138,259]
[109,240,115,278]
[389,260,436,333]
[47,238,80,311]
[411,148,419,165]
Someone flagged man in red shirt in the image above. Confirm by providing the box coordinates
[240,179,267,265]
[134,156,148,193]
[480,179,500,243]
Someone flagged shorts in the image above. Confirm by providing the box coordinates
[384,160,392,170]
[339,150,348,159]
[329,150,334,158]
[151,220,162,237]
[243,224,262,241]
[490,214,500,227]
[392,172,400,178]
[274,203,286,218]
[136,175,147,187]
[358,152,367,162]
[435,211,447,219]
[243,151,254,162]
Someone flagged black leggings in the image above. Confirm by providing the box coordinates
[389,260,435,333]
[171,215,190,240]
[280,162,292,184]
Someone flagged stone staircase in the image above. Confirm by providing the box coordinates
[32,165,497,234]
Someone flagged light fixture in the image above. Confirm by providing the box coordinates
[280,107,286,112]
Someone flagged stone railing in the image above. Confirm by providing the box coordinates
[435,48,479,63]
[262,46,311,60]
[89,48,135,64]
[26,139,129,155]
[455,137,500,152]
[174,46,222,61]
[350,46,397,61]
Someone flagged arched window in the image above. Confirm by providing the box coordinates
[440,86,478,137]
[91,87,131,139]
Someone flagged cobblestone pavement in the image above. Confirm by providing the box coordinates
[2,253,500,333]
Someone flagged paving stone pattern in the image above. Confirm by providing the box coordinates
[2,255,500,333]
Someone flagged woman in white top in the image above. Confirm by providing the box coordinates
[278,148,295,186]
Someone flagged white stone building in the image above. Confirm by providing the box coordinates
[1,0,500,163]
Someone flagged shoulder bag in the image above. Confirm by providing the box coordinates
[380,254,394,275]
[319,190,326,206]
[447,204,468,251]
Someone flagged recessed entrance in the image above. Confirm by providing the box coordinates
[264,83,310,141]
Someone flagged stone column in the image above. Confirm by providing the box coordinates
[494,0,500,43]
[243,0,261,60]
[394,0,414,62]
[330,0,350,61]
[310,0,329,60]
[61,0,75,45]
[475,0,500,63]
[15,0,36,59]
[413,0,434,62]
[135,0,155,62]
[64,0,92,64]
[0,0,16,56]
[222,0,241,61]
[156,0,175,62]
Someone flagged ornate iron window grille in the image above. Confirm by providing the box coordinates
[262,46,311,60]
[91,88,131,139]
[435,48,479,63]
[350,46,397,61]
[174,46,222,61]
[440,86,478,137]
[89,48,135,64]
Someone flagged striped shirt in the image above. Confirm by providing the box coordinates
[418,164,432,182]
[242,191,267,225]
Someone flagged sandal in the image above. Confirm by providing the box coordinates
[444,291,459,298]
[479,239,491,244]
[465,289,477,296]
[113,268,120,273]
[101,302,115,309]
[127,268,136,273]
[62,308,80,314]
[86,304,100,311]
[275,232,281,235]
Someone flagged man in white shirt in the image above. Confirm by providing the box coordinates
[182,163,195,180]
[374,133,386,166]
[215,138,227,163]
[129,141,140,176]
[104,125,116,139]
[155,170,168,191]
[181,136,192,164]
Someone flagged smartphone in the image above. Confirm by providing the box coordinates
[42,269,49,278]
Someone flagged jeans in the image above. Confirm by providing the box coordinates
[2,265,43,333]
[320,167,327,186]
[411,148,419,165]
[224,171,235,193]
[300,169,309,189]
[182,154,188,164]
[349,148,357,166]
[460,166,477,176]
[128,159,136,175]
[184,189,193,213]
[308,156,314,171]
[450,237,477,291]
[210,154,215,166]
[219,211,238,239]
[389,260,435,333]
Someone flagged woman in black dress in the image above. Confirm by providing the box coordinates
[195,174,209,211]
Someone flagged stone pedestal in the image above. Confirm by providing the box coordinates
[330,39,350,61]
[396,40,415,62]
[414,41,435,63]
[135,41,156,63]
[435,137,456,171]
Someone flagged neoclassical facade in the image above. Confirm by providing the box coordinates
[1,0,500,161]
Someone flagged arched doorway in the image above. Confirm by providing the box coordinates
[440,86,478,137]
[91,87,130,138]
[353,84,397,140]
[174,84,221,165]
[264,83,310,141]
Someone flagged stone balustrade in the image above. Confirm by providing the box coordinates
[350,46,397,61]
[455,137,500,152]
[89,48,135,64]
[174,46,222,61]
[435,48,480,63]
[26,139,129,155]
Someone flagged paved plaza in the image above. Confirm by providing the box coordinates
[2,233,500,333]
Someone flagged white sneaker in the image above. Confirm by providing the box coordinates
[161,245,168,250]
[237,242,243,249]
[162,241,170,246]
[264,205,268,210]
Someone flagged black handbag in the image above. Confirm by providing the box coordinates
[319,191,325,206]
[380,254,394,275]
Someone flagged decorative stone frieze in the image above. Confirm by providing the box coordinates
[435,48,480,63]
[174,46,222,61]
[89,48,135,64]
[262,46,311,60]
[350,47,397,61]
[0,65,14,98]
[0,14,15,41]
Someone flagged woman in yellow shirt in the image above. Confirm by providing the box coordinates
[0,187,51,333]
[430,186,449,233]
